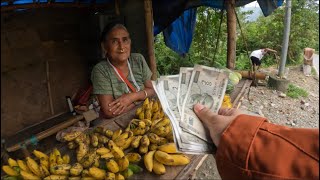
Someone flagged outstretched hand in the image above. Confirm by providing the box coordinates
[193,103,242,146]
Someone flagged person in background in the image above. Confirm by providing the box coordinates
[193,103,319,180]
[250,48,277,70]
[91,22,155,118]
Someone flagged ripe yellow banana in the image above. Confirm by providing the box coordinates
[143,150,156,172]
[62,154,70,164]
[7,158,18,167]
[40,158,49,170]
[101,152,114,159]
[81,169,90,177]
[158,137,168,145]
[163,154,190,166]
[125,153,141,163]
[68,141,77,149]
[93,155,100,167]
[158,143,177,153]
[80,150,97,168]
[148,133,160,144]
[88,167,106,180]
[49,152,56,165]
[120,136,134,150]
[105,172,116,180]
[26,157,42,177]
[154,151,174,164]
[138,112,145,120]
[90,134,99,147]
[106,159,119,173]
[77,143,89,162]
[50,164,71,175]
[131,135,143,148]
[20,170,41,180]
[96,147,110,155]
[56,156,64,165]
[33,150,49,160]
[63,131,82,141]
[143,98,150,109]
[140,135,150,146]
[70,163,83,176]
[17,159,31,172]
[53,148,61,158]
[117,156,129,172]
[108,140,124,159]
[2,165,19,176]
[152,159,166,175]
[112,129,122,141]
[145,109,152,120]
[105,129,114,138]
[149,143,158,151]
[139,145,148,154]
[115,173,125,180]
[43,174,68,180]
[40,164,50,177]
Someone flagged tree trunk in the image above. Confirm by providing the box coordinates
[226,0,236,70]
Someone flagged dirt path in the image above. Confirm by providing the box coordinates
[195,65,319,179]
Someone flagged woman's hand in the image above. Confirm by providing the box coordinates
[193,103,242,146]
[108,93,134,115]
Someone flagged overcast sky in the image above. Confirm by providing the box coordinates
[244,1,259,8]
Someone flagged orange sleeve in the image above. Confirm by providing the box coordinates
[215,114,319,180]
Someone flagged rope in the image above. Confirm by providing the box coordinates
[212,8,225,64]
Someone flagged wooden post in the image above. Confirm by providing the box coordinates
[226,0,236,70]
[115,0,120,16]
[144,0,157,80]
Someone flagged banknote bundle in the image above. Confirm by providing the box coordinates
[152,64,229,154]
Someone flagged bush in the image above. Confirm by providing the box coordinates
[286,84,308,98]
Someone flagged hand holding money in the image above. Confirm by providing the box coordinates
[194,103,242,146]
[152,64,230,154]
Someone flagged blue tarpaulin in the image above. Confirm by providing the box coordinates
[153,0,284,55]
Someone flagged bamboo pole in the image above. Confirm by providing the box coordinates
[46,61,54,115]
[226,0,236,70]
[6,115,84,152]
[144,0,157,80]
[115,0,120,16]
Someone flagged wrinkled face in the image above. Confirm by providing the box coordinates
[102,27,131,63]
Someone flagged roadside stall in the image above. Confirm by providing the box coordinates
[1,0,282,179]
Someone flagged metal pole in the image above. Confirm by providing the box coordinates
[278,0,291,78]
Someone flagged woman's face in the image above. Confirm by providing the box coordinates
[103,27,131,63]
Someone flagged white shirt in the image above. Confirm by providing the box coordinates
[250,49,266,60]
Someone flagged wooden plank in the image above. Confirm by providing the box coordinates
[175,154,206,180]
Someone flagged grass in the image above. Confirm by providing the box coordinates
[286,84,309,99]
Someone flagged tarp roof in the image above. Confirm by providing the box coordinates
[1,0,284,54]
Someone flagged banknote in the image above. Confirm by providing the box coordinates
[152,80,214,153]
[177,67,194,115]
[181,65,229,141]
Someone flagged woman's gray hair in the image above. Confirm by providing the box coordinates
[100,22,129,42]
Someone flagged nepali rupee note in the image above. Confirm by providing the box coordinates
[177,67,194,115]
[181,65,229,141]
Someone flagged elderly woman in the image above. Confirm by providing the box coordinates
[91,22,155,118]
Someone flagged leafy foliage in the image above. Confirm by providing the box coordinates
[286,84,309,98]
[155,1,319,75]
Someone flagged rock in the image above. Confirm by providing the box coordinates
[300,100,306,104]
[305,103,310,107]
[270,103,276,107]
[278,92,286,98]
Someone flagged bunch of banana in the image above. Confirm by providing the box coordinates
[143,143,190,175]
[135,98,165,121]
[221,94,233,108]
